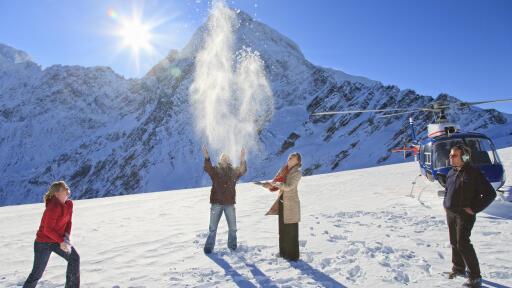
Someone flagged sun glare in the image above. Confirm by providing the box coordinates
[108,6,165,72]
[119,18,152,53]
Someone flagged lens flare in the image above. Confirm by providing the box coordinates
[107,8,119,20]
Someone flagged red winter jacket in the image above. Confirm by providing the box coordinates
[35,198,73,243]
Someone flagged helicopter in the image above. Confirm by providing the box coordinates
[312,98,512,190]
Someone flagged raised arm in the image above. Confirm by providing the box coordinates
[202,145,215,177]
[235,148,247,179]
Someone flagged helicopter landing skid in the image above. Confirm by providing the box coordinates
[407,174,423,198]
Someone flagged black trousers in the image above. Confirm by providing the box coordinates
[23,241,80,288]
[446,208,481,279]
[279,195,299,261]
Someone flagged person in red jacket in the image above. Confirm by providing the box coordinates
[23,181,80,288]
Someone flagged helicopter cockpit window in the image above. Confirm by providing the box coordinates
[466,138,497,165]
[434,140,463,168]
[433,138,498,168]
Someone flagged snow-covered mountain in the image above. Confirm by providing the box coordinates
[1,10,512,206]
[1,147,511,287]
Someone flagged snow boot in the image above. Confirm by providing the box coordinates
[462,277,482,288]
[448,270,466,279]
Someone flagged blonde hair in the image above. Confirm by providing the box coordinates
[289,152,302,167]
[43,181,70,204]
[218,153,232,167]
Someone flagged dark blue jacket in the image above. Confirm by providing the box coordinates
[443,164,496,213]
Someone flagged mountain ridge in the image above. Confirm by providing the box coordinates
[1,9,511,206]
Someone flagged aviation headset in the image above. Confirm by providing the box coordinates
[454,144,471,163]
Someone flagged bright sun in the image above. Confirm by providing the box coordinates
[109,7,163,72]
[119,18,152,54]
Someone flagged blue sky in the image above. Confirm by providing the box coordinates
[1,0,511,113]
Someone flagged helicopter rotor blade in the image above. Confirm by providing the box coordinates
[312,108,420,116]
[456,98,512,107]
[417,108,442,112]
[312,98,511,116]
[376,110,423,118]
[376,108,442,118]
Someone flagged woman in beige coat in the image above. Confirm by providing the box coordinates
[262,152,302,261]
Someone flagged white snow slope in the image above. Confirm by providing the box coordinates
[1,147,511,288]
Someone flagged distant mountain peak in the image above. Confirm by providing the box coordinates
[0,43,33,65]
[178,6,304,61]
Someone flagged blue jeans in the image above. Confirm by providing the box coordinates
[24,241,80,288]
[205,204,237,252]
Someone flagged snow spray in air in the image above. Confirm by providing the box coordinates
[189,0,273,162]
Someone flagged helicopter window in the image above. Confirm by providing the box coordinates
[433,138,498,168]
[433,140,463,168]
[467,138,497,165]
[424,143,432,165]
[434,142,450,168]
[419,145,425,162]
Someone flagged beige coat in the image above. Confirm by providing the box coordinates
[265,165,302,224]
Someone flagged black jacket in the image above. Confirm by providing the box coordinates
[443,164,496,213]
[204,158,247,205]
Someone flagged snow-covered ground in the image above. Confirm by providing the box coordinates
[1,147,511,288]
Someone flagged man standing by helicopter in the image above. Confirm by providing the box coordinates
[444,144,496,288]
